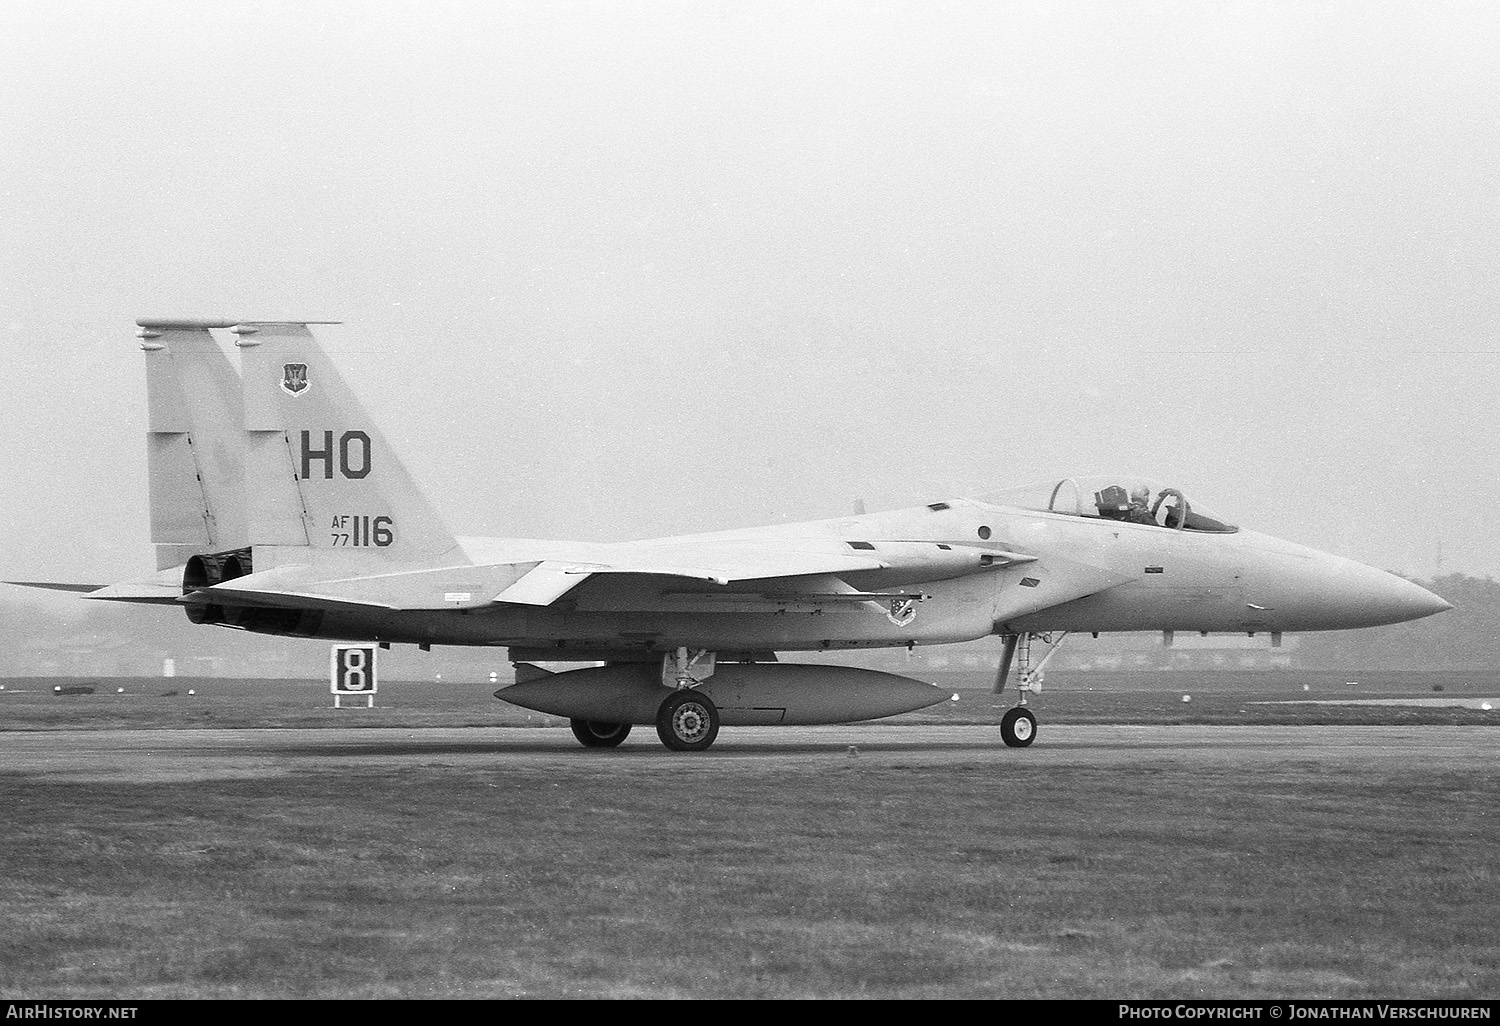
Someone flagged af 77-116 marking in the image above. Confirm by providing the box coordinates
[12,319,1451,751]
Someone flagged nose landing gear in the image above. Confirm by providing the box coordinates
[993,631,1068,748]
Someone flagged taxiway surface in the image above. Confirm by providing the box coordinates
[1,724,1494,783]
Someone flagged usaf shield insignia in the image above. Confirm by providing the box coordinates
[886,597,919,627]
[281,363,309,396]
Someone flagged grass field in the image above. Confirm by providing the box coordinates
[1,670,1497,999]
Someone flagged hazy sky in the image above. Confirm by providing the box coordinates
[2,0,1498,597]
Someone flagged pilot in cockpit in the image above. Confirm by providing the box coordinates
[1097,484,1161,526]
[1125,486,1156,526]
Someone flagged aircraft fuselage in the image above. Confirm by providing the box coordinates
[220,499,1444,654]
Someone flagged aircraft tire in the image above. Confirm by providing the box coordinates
[570,719,632,748]
[1000,707,1037,748]
[655,689,720,752]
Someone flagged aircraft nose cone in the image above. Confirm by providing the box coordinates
[1246,536,1455,631]
[1393,578,1452,620]
[1341,563,1451,628]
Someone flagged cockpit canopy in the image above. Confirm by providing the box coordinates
[977,476,1237,533]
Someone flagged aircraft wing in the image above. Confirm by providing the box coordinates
[186,549,897,612]
[491,549,899,605]
[494,538,1040,606]
[163,540,1037,612]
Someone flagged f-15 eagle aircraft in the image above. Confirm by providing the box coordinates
[20,319,1451,752]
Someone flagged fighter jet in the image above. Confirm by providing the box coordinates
[18,319,1452,751]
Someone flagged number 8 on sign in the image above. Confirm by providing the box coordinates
[331,645,378,697]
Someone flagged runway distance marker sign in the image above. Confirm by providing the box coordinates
[331,645,378,708]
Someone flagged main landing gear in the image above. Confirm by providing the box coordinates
[656,646,720,752]
[656,689,720,752]
[565,689,721,752]
[558,648,724,752]
[570,719,632,748]
[994,631,1069,748]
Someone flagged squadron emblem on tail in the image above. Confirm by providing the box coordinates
[281,363,309,395]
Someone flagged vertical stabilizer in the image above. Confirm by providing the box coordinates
[235,322,461,568]
[137,320,246,570]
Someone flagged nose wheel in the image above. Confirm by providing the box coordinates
[1000,706,1036,747]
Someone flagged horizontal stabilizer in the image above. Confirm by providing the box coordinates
[84,582,186,605]
[9,566,186,605]
[5,581,106,594]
